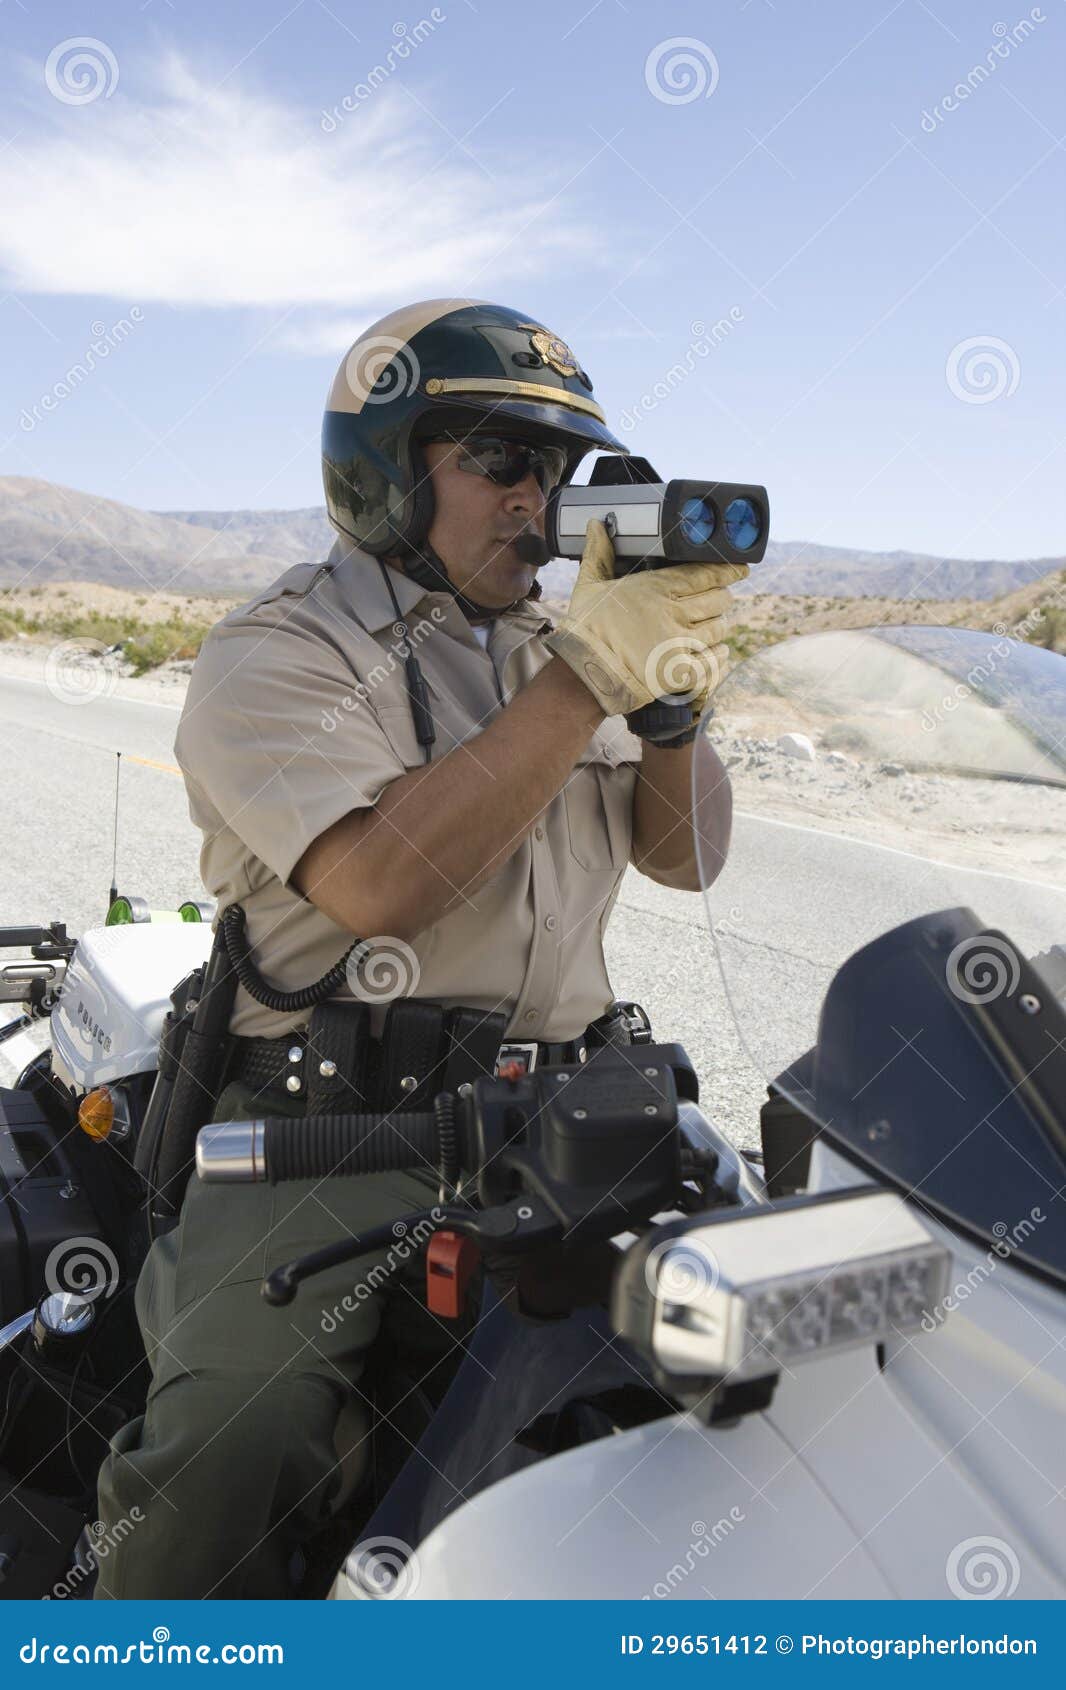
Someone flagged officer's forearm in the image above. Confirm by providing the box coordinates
[293,659,605,938]
[631,739,731,892]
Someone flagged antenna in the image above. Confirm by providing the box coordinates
[109,751,122,911]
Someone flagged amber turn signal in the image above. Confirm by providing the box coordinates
[78,1086,114,1142]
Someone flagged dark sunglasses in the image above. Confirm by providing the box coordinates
[429,433,567,494]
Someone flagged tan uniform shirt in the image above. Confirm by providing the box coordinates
[174,540,642,1041]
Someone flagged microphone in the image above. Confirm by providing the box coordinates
[513,533,551,568]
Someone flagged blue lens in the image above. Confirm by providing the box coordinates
[723,497,760,551]
[679,495,716,546]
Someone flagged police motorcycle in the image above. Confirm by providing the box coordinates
[0,622,1062,1603]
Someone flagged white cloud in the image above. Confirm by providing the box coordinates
[0,53,598,322]
[274,317,376,356]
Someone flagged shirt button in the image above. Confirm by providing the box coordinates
[524,1009,538,1024]
[534,825,544,841]
[544,915,557,931]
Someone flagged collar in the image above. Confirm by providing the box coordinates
[326,535,437,634]
[500,598,553,634]
[325,534,551,637]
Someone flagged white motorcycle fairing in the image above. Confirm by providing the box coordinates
[50,922,212,1091]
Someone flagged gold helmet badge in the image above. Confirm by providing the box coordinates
[528,328,579,379]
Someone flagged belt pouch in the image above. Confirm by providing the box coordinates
[305,1000,372,1114]
[439,1007,508,1094]
[378,1001,446,1111]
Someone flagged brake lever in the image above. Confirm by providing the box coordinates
[261,1195,563,1307]
[262,1206,453,1307]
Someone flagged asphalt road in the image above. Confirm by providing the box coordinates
[2,672,1055,1149]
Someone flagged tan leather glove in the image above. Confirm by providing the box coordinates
[543,519,750,718]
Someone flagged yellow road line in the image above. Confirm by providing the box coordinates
[124,753,182,776]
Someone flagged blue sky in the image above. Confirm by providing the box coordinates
[1,0,1062,559]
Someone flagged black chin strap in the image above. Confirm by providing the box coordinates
[393,535,541,622]
[368,535,544,766]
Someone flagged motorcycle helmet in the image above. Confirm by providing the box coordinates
[321,297,629,607]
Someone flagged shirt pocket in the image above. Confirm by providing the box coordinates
[563,743,636,873]
[377,702,427,771]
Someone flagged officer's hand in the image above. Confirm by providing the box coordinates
[543,520,749,718]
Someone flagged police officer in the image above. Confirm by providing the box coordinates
[94,298,746,1598]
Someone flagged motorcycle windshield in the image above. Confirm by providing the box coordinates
[694,626,1066,1277]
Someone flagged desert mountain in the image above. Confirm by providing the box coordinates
[0,476,1061,602]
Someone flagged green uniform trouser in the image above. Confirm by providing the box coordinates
[94,1081,464,1599]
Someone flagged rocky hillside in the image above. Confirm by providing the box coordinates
[1,564,1061,682]
[1,475,1062,603]
[721,566,1066,659]
[741,541,1064,600]
[0,477,309,595]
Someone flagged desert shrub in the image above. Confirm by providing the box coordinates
[1027,604,1066,654]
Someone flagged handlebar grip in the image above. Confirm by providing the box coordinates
[195,1114,440,1184]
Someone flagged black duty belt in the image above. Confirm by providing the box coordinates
[218,998,651,1116]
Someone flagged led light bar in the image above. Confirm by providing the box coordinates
[612,1190,950,1385]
